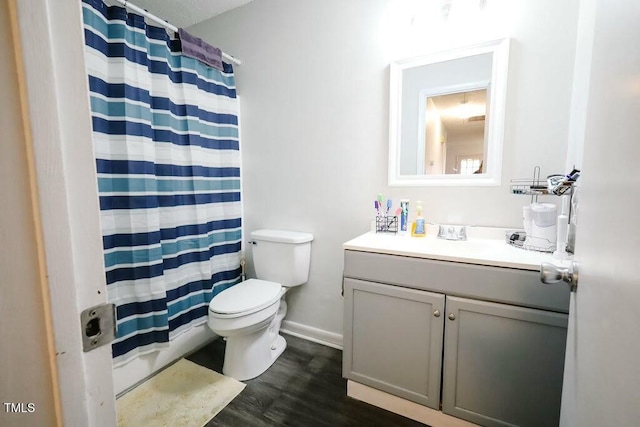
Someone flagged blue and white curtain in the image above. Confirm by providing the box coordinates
[82,0,242,366]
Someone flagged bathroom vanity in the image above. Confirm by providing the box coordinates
[342,231,571,427]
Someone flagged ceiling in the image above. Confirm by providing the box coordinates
[126,0,255,28]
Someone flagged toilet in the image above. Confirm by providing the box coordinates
[207,229,313,380]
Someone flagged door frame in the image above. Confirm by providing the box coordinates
[10,0,117,425]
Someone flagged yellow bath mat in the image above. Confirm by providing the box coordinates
[117,359,245,427]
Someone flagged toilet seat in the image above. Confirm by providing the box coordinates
[209,279,282,318]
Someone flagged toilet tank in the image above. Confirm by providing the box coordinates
[250,229,313,287]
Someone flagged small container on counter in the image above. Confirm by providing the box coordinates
[400,199,409,232]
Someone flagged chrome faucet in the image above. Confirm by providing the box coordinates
[437,225,467,241]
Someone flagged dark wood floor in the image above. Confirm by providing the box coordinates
[187,333,427,427]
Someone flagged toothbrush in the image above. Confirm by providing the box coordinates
[374,200,380,217]
[377,194,386,218]
[386,199,392,216]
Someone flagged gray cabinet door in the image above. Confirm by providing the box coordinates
[343,278,445,409]
[442,296,568,427]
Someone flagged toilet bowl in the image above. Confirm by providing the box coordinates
[207,229,313,381]
[208,279,285,380]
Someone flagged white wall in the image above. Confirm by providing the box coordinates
[188,0,581,339]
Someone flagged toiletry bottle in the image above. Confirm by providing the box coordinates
[553,195,570,259]
[411,201,427,237]
[567,187,579,253]
[400,199,409,232]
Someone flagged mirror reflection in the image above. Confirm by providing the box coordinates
[423,88,487,175]
[399,51,493,176]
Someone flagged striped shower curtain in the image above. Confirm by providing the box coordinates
[82,0,242,366]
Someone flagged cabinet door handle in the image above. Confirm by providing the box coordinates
[433,310,441,317]
[448,313,456,321]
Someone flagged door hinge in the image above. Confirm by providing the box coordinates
[81,303,116,352]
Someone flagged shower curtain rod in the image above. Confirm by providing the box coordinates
[113,0,242,65]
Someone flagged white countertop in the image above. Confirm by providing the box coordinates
[343,228,572,271]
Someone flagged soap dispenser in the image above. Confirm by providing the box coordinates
[411,201,427,238]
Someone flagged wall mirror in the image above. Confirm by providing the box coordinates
[389,39,510,186]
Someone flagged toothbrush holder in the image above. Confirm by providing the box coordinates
[376,216,398,234]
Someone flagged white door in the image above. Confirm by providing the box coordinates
[10,0,117,426]
[559,0,640,425]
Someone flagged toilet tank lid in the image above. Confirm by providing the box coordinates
[251,229,314,244]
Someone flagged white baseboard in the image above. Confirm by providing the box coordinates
[280,320,343,350]
[347,381,479,427]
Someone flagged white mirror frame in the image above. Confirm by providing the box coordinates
[388,38,510,186]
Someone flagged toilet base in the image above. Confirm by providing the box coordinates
[222,329,287,381]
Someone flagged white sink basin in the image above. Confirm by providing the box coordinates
[343,229,571,271]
